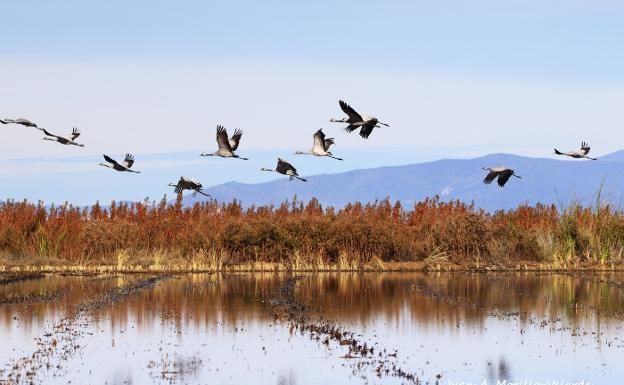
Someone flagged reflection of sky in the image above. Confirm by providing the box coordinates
[1,273,624,384]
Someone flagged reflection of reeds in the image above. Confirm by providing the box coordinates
[3,272,624,332]
[1,196,624,270]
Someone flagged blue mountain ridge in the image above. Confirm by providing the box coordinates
[181,152,624,212]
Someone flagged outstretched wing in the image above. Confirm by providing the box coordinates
[186,176,202,189]
[42,128,61,139]
[276,158,297,175]
[497,169,514,187]
[323,137,335,151]
[173,177,185,194]
[313,129,325,151]
[482,170,499,185]
[229,128,243,151]
[122,153,135,169]
[173,176,189,193]
[216,125,233,152]
[580,141,590,155]
[344,124,359,133]
[103,154,121,167]
[69,127,81,141]
[15,118,37,127]
[339,100,363,121]
[359,124,375,139]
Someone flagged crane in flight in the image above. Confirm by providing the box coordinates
[261,158,307,182]
[41,127,84,147]
[99,154,141,173]
[330,100,389,139]
[1,118,40,128]
[554,141,597,160]
[295,129,343,160]
[482,167,521,187]
[169,176,210,197]
[201,125,248,160]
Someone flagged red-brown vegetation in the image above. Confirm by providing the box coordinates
[1,195,623,269]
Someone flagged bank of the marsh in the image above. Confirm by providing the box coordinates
[2,196,624,271]
[0,259,622,275]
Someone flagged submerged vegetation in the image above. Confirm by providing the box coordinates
[0,195,623,271]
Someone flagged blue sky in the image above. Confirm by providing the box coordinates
[4,1,624,80]
[2,1,624,204]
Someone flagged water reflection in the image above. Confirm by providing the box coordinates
[1,272,623,385]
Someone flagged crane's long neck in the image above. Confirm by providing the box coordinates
[330,118,346,123]
[295,150,312,155]
[99,163,111,168]
[200,152,215,157]
[260,168,274,172]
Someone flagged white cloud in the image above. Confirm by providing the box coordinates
[0,157,208,176]
[2,59,624,162]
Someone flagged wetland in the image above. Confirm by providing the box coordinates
[1,272,623,384]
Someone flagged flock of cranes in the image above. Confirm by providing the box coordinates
[481,141,598,187]
[3,99,599,196]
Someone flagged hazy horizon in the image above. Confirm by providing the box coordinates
[2,148,622,206]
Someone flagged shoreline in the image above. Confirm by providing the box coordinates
[0,261,622,274]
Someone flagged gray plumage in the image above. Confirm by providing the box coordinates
[261,158,307,182]
[482,167,521,187]
[201,125,248,160]
[330,100,389,139]
[99,153,141,173]
[554,141,597,160]
[1,118,39,128]
[294,128,343,160]
[169,176,210,197]
[41,127,84,147]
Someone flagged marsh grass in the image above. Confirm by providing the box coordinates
[1,195,624,271]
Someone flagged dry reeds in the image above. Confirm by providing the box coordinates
[1,195,624,269]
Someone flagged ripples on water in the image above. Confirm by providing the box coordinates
[1,272,623,385]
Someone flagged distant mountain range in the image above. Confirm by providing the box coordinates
[183,151,624,212]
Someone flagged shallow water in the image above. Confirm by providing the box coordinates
[1,272,623,385]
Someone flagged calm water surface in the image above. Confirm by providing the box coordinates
[1,272,623,385]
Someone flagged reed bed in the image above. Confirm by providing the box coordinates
[1,195,623,270]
